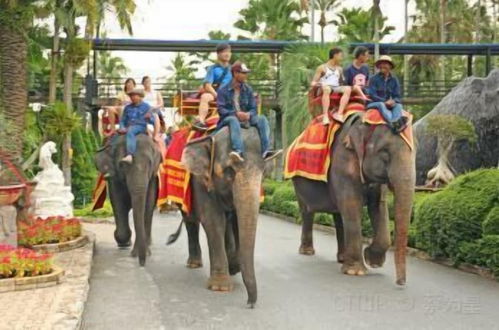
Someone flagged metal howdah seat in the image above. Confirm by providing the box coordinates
[173,89,263,118]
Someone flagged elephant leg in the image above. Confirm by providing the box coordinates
[335,186,367,276]
[108,180,132,248]
[333,213,345,263]
[233,171,262,308]
[185,220,202,268]
[365,184,390,268]
[143,176,158,257]
[299,205,315,256]
[130,185,148,266]
[226,211,240,275]
[202,212,232,292]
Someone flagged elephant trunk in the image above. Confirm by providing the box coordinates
[232,169,262,308]
[390,175,415,286]
[131,185,148,266]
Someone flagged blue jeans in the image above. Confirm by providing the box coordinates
[368,102,403,123]
[126,125,147,155]
[218,115,270,155]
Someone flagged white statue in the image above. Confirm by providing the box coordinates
[31,141,74,219]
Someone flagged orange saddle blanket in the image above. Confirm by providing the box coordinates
[284,107,414,182]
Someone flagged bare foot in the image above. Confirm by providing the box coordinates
[332,112,344,123]
[322,115,330,125]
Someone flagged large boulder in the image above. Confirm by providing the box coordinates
[414,69,499,184]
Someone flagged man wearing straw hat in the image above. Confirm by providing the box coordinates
[367,55,408,133]
[118,88,157,164]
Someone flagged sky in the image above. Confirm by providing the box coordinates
[97,0,417,79]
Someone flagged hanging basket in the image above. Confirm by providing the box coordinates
[0,184,25,206]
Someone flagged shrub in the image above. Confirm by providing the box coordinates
[483,206,499,235]
[74,200,114,219]
[414,169,499,260]
[457,235,499,277]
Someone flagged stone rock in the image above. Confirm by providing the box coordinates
[414,69,499,184]
[0,205,17,247]
[31,141,74,218]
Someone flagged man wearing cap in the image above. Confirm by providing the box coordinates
[368,55,408,133]
[118,88,157,164]
[216,62,279,163]
[193,43,233,131]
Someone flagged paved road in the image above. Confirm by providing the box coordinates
[82,212,499,330]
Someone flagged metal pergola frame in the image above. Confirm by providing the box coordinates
[349,43,499,76]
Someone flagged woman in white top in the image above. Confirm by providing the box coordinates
[142,76,165,141]
[311,47,365,124]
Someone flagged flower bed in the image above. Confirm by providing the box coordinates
[18,216,82,247]
[0,245,53,279]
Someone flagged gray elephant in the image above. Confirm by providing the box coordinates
[95,134,162,266]
[292,114,415,285]
[171,127,273,308]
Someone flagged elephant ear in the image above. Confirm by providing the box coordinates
[182,136,212,176]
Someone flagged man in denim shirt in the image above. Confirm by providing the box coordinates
[217,62,280,163]
[119,88,156,164]
[367,55,408,133]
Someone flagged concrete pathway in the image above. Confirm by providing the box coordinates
[82,212,499,330]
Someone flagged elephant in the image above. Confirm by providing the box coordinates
[95,134,162,266]
[292,113,415,285]
[174,127,273,308]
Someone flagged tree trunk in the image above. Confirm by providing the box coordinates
[49,16,60,104]
[439,0,446,87]
[0,24,28,164]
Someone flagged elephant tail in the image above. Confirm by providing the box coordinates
[166,219,183,245]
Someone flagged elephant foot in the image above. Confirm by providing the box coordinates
[229,262,240,276]
[336,252,345,264]
[130,246,150,258]
[207,274,233,292]
[364,246,387,268]
[117,239,131,249]
[299,244,315,256]
[186,257,203,269]
[139,257,146,267]
[341,262,368,276]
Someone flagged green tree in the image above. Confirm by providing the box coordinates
[98,51,129,96]
[0,0,44,164]
[314,0,341,44]
[235,0,308,40]
[332,7,395,43]
[164,53,197,87]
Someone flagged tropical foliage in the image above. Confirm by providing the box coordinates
[332,7,394,43]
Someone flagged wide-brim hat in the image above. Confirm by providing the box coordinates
[127,88,145,97]
[375,55,395,69]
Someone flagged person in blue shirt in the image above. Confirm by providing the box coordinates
[118,88,157,164]
[367,55,408,133]
[193,43,233,131]
[217,62,281,163]
[344,46,370,93]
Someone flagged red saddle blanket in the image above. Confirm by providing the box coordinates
[284,107,414,182]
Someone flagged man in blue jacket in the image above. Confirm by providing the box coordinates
[119,88,157,164]
[367,55,408,133]
[217,62,280,163]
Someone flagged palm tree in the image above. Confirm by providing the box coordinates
[235,0,308,40]
[164,53,197,89]
[98,51,129,97]
[372,0,382,59]
[0,0,42,164]
[332,7,395,43]
[314,0,341,44]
